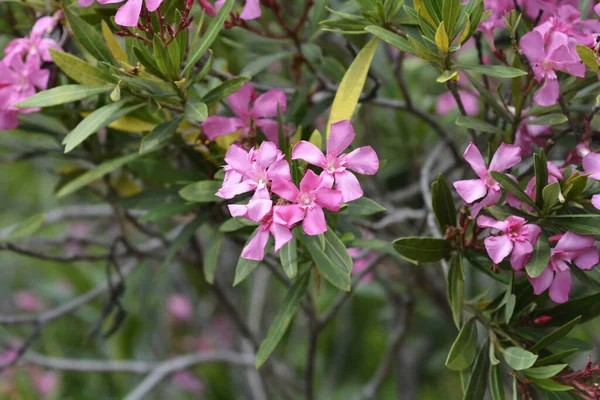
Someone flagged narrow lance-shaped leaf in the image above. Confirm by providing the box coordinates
[445,317,478,371]
[303,234,351,291]
[140,115,185,154]
[464,343,491,400]
[326,38,379,136]
[447,253,464,329]
[63,6,113,63]
[49,49,114,86]
[0,214,45,243]
[431,173,457,230]
[15,85,113,108]
[256,271,311,368]
[489,171,539,211]
[393,237,451,263]
[525,234,550,279]
[530,316,581,352]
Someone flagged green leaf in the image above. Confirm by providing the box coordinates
[504,294,516,324]
[525,235,550,279]
[546,215,600,235]
[456,116,505,135]
[49,49,113,86]
[542,182,563,213]
[57,153,140,197]
[503,347,538,370]
[447,254,464,329]
[524,364,567,380]
[454,64,527,78]
[101,21,128,63]
[326,38,379,136]
[203,231,223,284]
[349,238,417,264]
[489,340,500,365]
[280,228,298,280]
[490,365,505,400]
[435,22,449,52]
[183,0,235,76]
[185,100,208,122]
[323,228,353,274]
[256,271,311,368]
[531,379,573,392]
[525,114,568,126]
[202,77,251,105]
[233,257,261,286]
[445,317,478,371]
[364,26,414,54]
[15,85,112,108]
[240,52,293,77]
[140,115,185,154]
[489,171,538,211]
[63,6,113,63]
[62,101,143,153]
[153,36,177,81]
[536,349,578,366]
[575,44,600,73]
[392,237,451,263]
[437,70,459,82]
[534,150,548,208]
[464,72,514,122]
[443,0,460,35]
[464,344,490,400]
[179,181,222,203]
[341,196,386,216]
[530,316,582,353]
[303,234,351,291]
[0,214,45,242]
[219,217,259,233]
[431,173,457,230]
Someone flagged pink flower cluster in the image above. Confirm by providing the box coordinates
[520,5,600,106]
[78,0,164,27]
[454,142,600,303]
[0,14,61,130]
[198,0,261,20]
[217,120,379,260]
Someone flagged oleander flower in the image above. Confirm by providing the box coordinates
[529,232,599,303]
[291,120,379,202]
[198,0,261,20]
[201,83,287,145]
[477,215,542,271]
[583,153,600,210]
[78,0,164,27]
[4,14,61,66]
[272,170,343,236]
[453,142,521,216]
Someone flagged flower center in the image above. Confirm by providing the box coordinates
[249,165,268,188]
[14,75,30,92]
[325,153,346,173]
[297,192,316,209]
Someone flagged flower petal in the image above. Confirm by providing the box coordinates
[216,180,255,199]
[583,153,600,180]
[271,177,299,202]
[334,170,363,203]
[344,146,379,175]
[228,204,248,217]
[484,235,513,264]
[529,267,554,295]
[239,0,262,20]
[549,269,571,304]
[573,247,599,271]
[534,78,560,107]
[315,187,343,212]
[303,207,327,236]
[201,116,245,140]
[291,141,326,167]
[246,199,273,222]
[255,119,280,144]
[255,141,278,168]
[267,159,292,181]
[462,143,488,179]
[453,179,487,204]
[520,31,545,63]
[327,120,355,156]
[227,83,255,120]
[300,169,323,193]
[223,144,251,173]
[510,240,534,271]
[251,88,286,119]
[555,231,595,252]
[274,204,305,227]
[115,0,143,27]
[145,0,163,12]
[592,194,600,210]
[241,229,270,261]
[477,215,507,231]
[270,223,292,252]
[489,143,522,172]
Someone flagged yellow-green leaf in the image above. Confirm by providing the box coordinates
[101,21,128,63]
[326,38,378,137]
[435,22,449,53]
[309,129,322,149]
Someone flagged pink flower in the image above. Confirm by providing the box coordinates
[4,16,61,66]
[201,83,286,144]
[436,91,480,117]
[523,161,563,203]
[172,371,205,394]
[291,120,379,202]
[478,0,514,50]
[272,170,343,236]
[216,141,291,199]
[518,0,580,22]
[453,142,522,216]
[78,0,163,27]
[167,295,193,321]
[515,119,552,157]
[520,30,585,106]
[33,371,58,397]
[0,57,49,130]
[14,291,43,312]
[239,205,304,261]
[529,232,599,303]
[198,0,261,20]
[477,215,542,270]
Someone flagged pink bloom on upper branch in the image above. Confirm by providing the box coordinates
[201,83,286,144]
[529,232,599,303]
[477,215,541,270]
[478,0,514,50]
[78,0,164,27]
[453,142,522,216]
[520,30,585,107]
[197,0,261,20]
[14,291,43,312]
[4,15,61,66]
[167,295,193,321]
[0,57,49,130]
[583,152,600,210]
[216,141,290,199]
[272,170,343,236]
[436,91,480,117]
[291,120,379,202]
